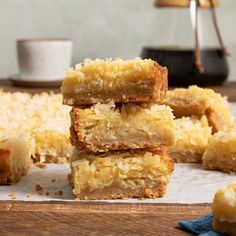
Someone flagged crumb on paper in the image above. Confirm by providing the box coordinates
[53,190,63,196]
[35,184,43,195]
[35,184,43,192]
[26,193,32,198]
[8,192,17,200]
[35,184,53,196]
[35,162,46,169]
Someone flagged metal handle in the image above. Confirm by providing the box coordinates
[189,0,204,73]
[209,0,229,55]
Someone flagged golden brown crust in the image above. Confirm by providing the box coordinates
[203,161,236,174]
[164,100,208,118]
[75,181,167,200]
[70,125,173,152]
[0,149,12,185]
[0,148,30,185]
[62,60,168,105]
[205,108,222,134]
[202,152,236,173]
[168,151,202,163]
[213,218,236,236]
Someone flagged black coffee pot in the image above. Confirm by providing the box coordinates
[141,0,229,86]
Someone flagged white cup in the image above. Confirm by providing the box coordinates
[17,39,73,81]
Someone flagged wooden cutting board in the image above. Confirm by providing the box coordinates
[0,201,211,235]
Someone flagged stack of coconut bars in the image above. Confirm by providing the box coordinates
[61,58,175,200]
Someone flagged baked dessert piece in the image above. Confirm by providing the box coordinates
[203,129,236,173]
[0,134,34,185]
[33,131,72,163]
[164,86,234,133]
[70,149,174,200]
[168,116,212,163]
[212,182,236,236]
[70,102,175,152]
[61,58,168,105]
[0,90,72,163]
[31,93,72,163]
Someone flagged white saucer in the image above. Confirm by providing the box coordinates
[9,74,63,88]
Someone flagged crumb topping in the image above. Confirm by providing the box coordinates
[35,162,46,169]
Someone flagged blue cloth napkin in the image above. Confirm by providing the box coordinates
[179,214,226,236]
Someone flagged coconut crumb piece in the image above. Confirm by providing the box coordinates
[35,162,46,169]
[58,190,63,196]
[26,193,32,198]
[35,184,43,191]
[35,184,52,196]
[8,192,17,200]
[35,184,43,195]
[143,188,153,198]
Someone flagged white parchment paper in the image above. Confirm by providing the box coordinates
[0,163,236,203]
[0,102,236,203]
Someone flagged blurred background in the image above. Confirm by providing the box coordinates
[0,0,235,81]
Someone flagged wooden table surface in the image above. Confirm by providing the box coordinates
[0,202,211,235]
[1,79,236,101]
[0,79,235,235]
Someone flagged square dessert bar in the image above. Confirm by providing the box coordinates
[70,103,175,152]
[0,135,34,185]
[168,116,212,163]
[203,129,236,173]
[164,86,234,133]
[0,90,72,163]
[29,93,72,163]
[70,149,174,200]
[61,58,168,105]
[212,182,236,236]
